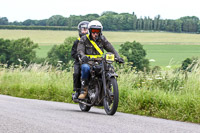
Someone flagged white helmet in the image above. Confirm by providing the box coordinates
[88,20,103,36]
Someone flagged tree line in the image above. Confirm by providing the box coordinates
[1,11,200,33]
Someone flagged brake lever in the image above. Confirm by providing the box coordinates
[78,55,82,64]
[115,58,119,62]
[115,58,124,64]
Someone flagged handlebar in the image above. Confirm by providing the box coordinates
[78,54,124,64]
[89,58,103,61]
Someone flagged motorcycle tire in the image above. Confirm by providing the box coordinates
[103,77,119,115]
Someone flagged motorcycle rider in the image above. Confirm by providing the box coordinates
[77,20,124,99]
[71,21,89,99]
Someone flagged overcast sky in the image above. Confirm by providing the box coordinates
[1,0,200,22]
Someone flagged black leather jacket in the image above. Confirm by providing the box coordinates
[77,35,120,59]
[71,39,80,64]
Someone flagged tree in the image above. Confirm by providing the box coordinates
[2,12,200,33]
[132,14,137,30]
[174,19,182,32]
[197,21,200,33]
[84,14,100,21]
[37,19,47,26]
[46,37,77,68]
[181,57,199,72]
[46,15,66,26]
[180,16,199,32]
[137,18,143,30]
[165,19,175,32]
[12,21,22,25]
[0,38,10,63]
[0,17,9,25]
[119,41,149,71]
[101,11,118,16]
[22,19,35,26]
[0,38,38,66]
[153,15,160,30]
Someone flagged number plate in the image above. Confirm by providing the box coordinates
[106,54,115,61]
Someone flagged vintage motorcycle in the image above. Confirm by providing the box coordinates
[72,52,122,115]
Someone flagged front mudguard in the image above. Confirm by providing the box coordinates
[106,72,118,79]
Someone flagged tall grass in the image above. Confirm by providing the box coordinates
[117,66,200,123]
[0,64,74,102]
[0,63,199,123]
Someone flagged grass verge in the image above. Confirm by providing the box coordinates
[0,64,199,123]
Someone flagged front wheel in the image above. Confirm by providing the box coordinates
[103,77,119,115]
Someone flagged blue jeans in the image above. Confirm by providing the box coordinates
[81,64,90,80]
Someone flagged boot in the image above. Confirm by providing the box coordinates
[78,87,88,99]
[72,88,80,100]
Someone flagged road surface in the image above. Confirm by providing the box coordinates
[0,94,199,133]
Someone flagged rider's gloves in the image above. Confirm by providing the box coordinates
[118,57,124,63]
[81,56,89,64]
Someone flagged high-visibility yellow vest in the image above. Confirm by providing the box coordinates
[86,34,103,58]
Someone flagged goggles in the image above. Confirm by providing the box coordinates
[91,29,100,33]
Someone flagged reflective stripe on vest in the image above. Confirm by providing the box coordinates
[78,37,80,41]
[85,55,102,58]
[86,34,103,58]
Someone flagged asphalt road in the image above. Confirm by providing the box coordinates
[0,94,199,133]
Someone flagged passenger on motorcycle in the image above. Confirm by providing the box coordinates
[71,21,89,99]
[77,20,124,99]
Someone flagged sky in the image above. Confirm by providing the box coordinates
[1,0,200,22]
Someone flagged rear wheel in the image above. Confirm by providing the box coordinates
[79,82,99,112]
[103,77,119,115]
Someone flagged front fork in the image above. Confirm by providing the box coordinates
[102,61,107,97]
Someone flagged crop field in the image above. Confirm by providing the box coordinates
[0,29,200,66]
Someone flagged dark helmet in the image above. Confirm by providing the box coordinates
[78,21,89,37]
[88,20,103,36]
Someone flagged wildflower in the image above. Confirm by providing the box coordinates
[24,61,27,65]
[3,64,8,68]
[155,75,162,79]
[137,84,140,86]
[155,77,162,80]
[166,65,171,68]
[18,58,23,62]
[149,59,156,62]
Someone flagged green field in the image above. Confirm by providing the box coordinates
[1,29,200,123]
[114,45,200,66]
[1,29,200,66]
[144,45,200,66]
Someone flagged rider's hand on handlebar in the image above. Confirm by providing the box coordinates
[81,56,90,64]
[117,57,124,63]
